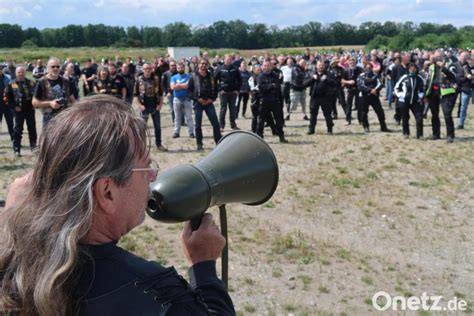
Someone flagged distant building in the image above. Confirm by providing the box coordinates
[168,47,200,60]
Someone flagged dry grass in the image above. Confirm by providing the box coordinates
[0,93,473,315]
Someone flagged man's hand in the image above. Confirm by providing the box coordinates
[370,89,378,95]
[181,213,226,267]
[156,103,162,111]
[50,100,61,110]
[139,105,145,112]
[198,98,210,106]
[15,106,21,112]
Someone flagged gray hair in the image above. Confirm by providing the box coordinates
[0,95,148,315]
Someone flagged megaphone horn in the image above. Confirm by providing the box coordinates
[146,130,279,223]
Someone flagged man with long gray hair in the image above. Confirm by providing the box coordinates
[0,95,235,315]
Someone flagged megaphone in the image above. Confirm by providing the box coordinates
[146,130,279,223]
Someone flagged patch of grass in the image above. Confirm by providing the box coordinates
[243,304,256,313]
[336,166,348,174]
[319,257,331,266]
[272,268,282,278]
[361,276,373,285]
[271,231,315,263]
[283,303,297,312]
[366,172,378,180]
[243,277,255,286]
[409,181,433,188]
[336,248,351,261]
[298,274,313,290]
[264,201,275,208]
[398,157,411,164]
[318,286,330,294]
[333,177,361,189]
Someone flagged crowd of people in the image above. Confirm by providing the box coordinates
[1,47,473,155]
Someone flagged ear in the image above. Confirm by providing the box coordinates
[94,177,119,215]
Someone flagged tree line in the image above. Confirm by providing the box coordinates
[0,21,472,50]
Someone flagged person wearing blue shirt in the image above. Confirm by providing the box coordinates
[170,63,194,138]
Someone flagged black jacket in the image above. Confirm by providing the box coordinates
[257,71,280,104]
[357,72,383,96]
[161,70,177,95]
[290,65,306,91]
[343,66,363,90]
[214,64,242,92]
[188,71,217,101]
[78,242,235,316]
[456,61,473,93]
[394,74,425,104]
[303,71,337,98]
[391,63,409,87]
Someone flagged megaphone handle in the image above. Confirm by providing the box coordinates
[190,215,203,231]
[219,205,228,289]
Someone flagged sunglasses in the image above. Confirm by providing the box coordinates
[50,65,60,69]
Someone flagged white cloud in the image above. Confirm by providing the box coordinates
[33,4,42,11]
[93,0,104,7]
[354,4,390,20]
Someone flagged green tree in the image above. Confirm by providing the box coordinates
[162,22,192,47]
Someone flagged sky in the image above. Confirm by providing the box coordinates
[0,0,472,29]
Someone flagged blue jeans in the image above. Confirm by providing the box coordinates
[167,94,175,123]
[141,108,162,146]
[386,79,393,106]
[459,90,473,127]
[194,102,222,146]
[0,104,14,140]
[42,112,55,128]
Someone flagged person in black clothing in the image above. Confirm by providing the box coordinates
[341,57,363,125]
[328,57,347,120]
[32,59,46,81]
[236,62,251,118]
[256,61,288,143]
[394,63,425,139]
[5,67,37,157]
[0,65,14,140]
[161,61,178,124]
[214,54,242,131]
[1,95,235,315]
[248,65,262,133]
[134,63,167,151]
[391,54,410,124]
[32,57,76,127]
[357,63,390,133]
[64,62,80,101]
[119,63,135,105]
[93,66,117,97]
[188,59,222,150]
[289,59,308,121]
[81,59,97,96]
[108,63,127,101]
[304,61,336,135]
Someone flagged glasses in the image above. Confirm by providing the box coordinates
[50,65,60,69]
[200,63,208,66]
[132,160,160,178]
[143,68,151,71]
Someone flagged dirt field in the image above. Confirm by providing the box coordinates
[0,95,472,315]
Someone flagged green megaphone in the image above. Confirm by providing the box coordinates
[146,130,279,224]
